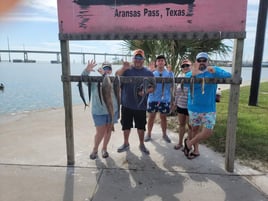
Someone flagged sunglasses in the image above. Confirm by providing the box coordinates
[197,59,207,63]
[181,64,190,68]
[134,56,144,61]
[102,66,112,71]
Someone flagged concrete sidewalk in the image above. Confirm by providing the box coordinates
[0,105,267,201]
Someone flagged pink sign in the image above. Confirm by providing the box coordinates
[57,0,247,36]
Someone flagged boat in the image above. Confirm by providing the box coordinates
[262,61,268,67]
[13,59,23,63]
[50,60,61,64]
[0,83,4,91]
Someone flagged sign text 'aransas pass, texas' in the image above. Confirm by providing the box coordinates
[57,0,247,37]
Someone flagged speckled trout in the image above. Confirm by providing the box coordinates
[102,75,114,131]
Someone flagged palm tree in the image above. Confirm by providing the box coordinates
[122,39,231,76]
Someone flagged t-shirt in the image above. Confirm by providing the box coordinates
[121,67,154,110]
[185,66,231,113]
[148,69,174,103]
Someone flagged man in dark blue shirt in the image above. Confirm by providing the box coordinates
[116,49,154,155]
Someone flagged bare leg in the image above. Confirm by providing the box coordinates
[102,124,113,151]
[160,113,167,136]
[92,125,106,152]
[177,113,186,146]
[187,127,213,154]
[147,112,156,137]
[189,125,199,154]
[137,129,145,145]
[123,129,131,145]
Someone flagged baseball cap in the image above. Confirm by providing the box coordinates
[196,52,208,60]
[156,55,166,60]
[133,49,145,58]
[181,59,191,68]
[181,59,191,65]
[102,62,112,71]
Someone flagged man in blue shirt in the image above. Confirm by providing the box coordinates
[184,52,232,159]
[116,49,155,155]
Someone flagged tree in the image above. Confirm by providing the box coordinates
[122,39,231,76]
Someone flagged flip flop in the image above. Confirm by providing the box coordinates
[183,139,191,156]
[187,152,200,160]
[102,150,109,158]
[174,144,182,150]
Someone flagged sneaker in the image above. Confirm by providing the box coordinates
[89,152,98,160]
[144,134,151,142]
[117,144,130,153]
[139,144,150,155]
[163,135,171,143]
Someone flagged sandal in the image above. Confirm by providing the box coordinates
[183,138,191,156]
[187,152,200,160]
[102,150,109,158]
[89,151,98,160]
[174,144,182,150]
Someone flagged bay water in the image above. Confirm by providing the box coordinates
[0,62,267,115]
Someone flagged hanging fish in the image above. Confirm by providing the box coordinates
[202,77,205,94]
[113,75,121,119]
[87,81,91,103]
[180,78,185,95]
[97,81,103,105]
[190,76,195,103]
[137,77,156,107]
[170,76,176,104]
[160,73,165,100]
[102,75,115,131]
[77,76,89,110]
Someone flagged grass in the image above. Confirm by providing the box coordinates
[168,82,268,171]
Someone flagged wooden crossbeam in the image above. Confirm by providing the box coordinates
[61,75,242,85]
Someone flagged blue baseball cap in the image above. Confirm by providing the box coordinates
[196,52,208,60]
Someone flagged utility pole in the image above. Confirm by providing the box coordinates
[248,0,268,106]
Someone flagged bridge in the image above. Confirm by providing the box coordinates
[0,49,131,64]
[2,49,258,67]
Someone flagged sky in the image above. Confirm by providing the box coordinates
[0,0,267,63]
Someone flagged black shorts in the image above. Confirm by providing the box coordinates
[120,106,147,130]
[176,106,189,116]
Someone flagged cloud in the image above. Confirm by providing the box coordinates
[22,0,57,13]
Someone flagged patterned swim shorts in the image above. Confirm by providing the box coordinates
[188,111,216,129]
[147,101,170,114]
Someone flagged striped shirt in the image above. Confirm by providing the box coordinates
[175,72,188,109]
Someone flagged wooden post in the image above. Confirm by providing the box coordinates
[225,39,244,172]
[60,40,75,165]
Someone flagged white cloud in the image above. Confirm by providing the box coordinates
[22,0,57,12]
